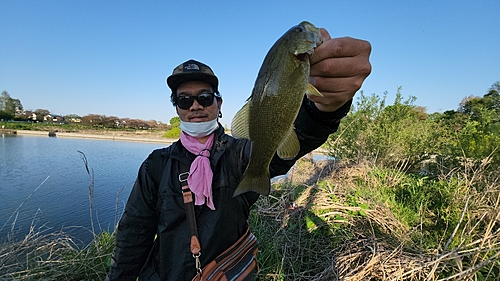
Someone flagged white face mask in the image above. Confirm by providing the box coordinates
[180,119,219,138]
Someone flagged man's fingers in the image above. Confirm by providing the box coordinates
[310,56,372,78]
[319,28,331,42]
[307,34,372,112]
[309,76,364,99]
[311,37,372,65]
[306,89,352,112]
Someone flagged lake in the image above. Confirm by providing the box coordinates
[0,134,167,245]
[0,133,331,246]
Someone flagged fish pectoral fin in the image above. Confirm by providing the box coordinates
[277,127,300,160]
[307,83,323,97]
[231,101,251,139]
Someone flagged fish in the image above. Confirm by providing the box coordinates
[231,21,323,197]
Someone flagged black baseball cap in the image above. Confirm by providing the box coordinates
[166,59,219,94]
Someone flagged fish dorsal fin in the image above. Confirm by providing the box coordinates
[307,83,323,97]
[230,101,251,139]
[277,126,300,160]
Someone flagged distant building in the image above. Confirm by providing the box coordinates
[44,114,64,123]
[15,107,25,116]
[67,117,82,123]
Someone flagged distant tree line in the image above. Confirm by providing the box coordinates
[0,90,169,130]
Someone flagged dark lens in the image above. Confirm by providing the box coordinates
[175,93,214,110]
[197,93,214,107]
[176,96,194,110]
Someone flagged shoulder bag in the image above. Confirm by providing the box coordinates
[180,175,259,281]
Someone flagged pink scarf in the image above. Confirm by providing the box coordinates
[180,132,215,210]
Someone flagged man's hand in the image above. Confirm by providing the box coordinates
[308,29,372,112]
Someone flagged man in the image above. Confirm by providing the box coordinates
[106,30,371,281]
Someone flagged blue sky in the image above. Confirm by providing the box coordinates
[1,1,499,126]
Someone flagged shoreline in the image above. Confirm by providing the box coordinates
[12,129,177,145]
[8,129,328,154]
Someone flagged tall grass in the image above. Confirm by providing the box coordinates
[0,151,115,281]
[0,229,114,280]
[250,158,500,280]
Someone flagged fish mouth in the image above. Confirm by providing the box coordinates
[295,53,309,62]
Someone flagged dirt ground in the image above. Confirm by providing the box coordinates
[14,129,177,144]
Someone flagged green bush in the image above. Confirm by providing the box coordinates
[163,127,180,139]
[326,86,500,173]
[326,88,443,171]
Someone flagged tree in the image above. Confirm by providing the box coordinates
[419,82,500,171]
[485,87,500,113]
[6,98,22,115]
[0,91,9,111]
[458,83,500,125]
[33,109,50,122]
[0,91,23,119]
[0,111,12,120]
[101,116,119,128]
[81,114,103,127]
[170,116,180,127]
[127,119,148,129]
[488,81,500,95]
[34,109,50,116]
[64,114,82,123]
[64,114,82,119]
[163,116,181,138]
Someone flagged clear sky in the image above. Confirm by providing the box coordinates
[1,1,499,126]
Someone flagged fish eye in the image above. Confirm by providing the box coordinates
[295,26,304,33]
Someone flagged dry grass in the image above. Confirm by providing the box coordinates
[0,227,76,280]
[0,226,114,281]
[254,158,500,281]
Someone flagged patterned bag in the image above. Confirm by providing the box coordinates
[192,227,258,281]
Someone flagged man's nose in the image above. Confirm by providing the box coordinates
[189,99,203,110]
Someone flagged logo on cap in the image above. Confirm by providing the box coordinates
[184,63,200,72]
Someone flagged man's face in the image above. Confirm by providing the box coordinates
[175,81,222,122]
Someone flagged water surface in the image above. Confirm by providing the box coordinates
[0,134,166,244]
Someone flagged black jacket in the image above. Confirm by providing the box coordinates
[106,99,351,281]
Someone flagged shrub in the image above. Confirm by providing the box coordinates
[163,127,181,139]
[326,88,443,171]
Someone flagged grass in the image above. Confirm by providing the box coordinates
[0,228,114,281]
[250,158,500,280]
[1,157,499,280]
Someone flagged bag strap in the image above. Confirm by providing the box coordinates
[148,142,204,276]
[148,142,176,186]
[179,168,203,277]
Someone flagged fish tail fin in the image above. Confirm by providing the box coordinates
[233,172,271,197]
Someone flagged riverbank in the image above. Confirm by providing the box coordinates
[12,129,177,144]
[9,129,328,154]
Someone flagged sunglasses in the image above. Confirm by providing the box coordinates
[175,92,215,110]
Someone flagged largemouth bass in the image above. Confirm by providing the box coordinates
[231,21,323,197]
